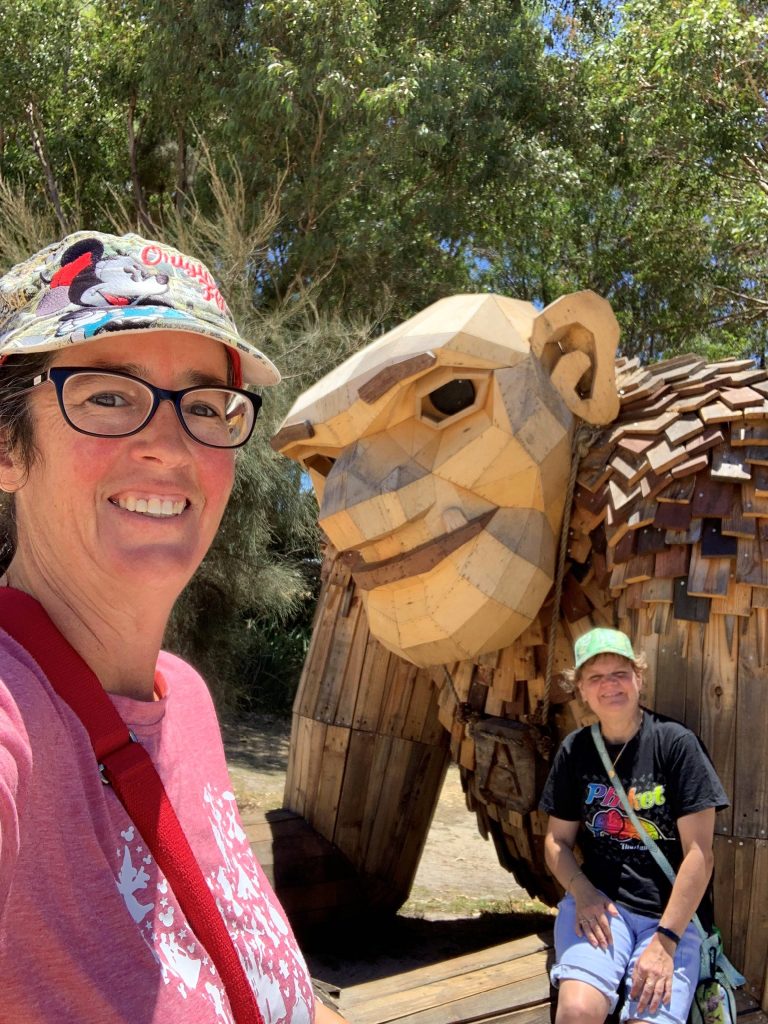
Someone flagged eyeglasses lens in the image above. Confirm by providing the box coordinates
[61,372,254,447]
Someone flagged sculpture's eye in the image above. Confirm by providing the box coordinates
[428,379,476,417]
[304,454,336,477]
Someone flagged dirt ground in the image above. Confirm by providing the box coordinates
[221,713,555,989]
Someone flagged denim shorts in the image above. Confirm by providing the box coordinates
[551,894,701,1024]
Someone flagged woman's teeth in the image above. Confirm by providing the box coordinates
[115,497,186,517]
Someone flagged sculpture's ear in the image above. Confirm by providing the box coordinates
[530,290,620,425]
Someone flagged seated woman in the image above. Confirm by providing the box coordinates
[540,628,728,1024]
[0,231,343,1024]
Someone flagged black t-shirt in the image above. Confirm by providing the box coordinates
[539,708,729,921]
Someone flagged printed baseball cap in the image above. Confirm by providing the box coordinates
[574,627,636,670]
[0,231,280,386]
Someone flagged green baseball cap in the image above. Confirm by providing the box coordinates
[0,231,280,386]
[574,627,636,670]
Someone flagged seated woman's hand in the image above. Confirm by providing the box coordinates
[572,875,619,949]
[630,934,674,1015]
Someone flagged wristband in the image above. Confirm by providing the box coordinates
[656,925,681,946]
[567,869,585,891]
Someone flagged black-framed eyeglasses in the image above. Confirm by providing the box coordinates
[22,367,262,449]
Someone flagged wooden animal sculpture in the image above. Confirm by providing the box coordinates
[271,293,768,1009]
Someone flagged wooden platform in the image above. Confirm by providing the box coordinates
[336,928,768,1024]
[338,932,553,1024]
[244,807,768,1023]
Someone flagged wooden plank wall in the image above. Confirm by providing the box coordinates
[284,562,451,914]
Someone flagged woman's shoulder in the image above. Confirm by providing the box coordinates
[156,650,219,715]
[557,723,596,758]
[642,708,700,744]
[0,629,63,720]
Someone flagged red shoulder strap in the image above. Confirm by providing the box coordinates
[0,588,263,1024]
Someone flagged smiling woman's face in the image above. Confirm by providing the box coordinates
[577,653,642,722]
[2,330,236,599]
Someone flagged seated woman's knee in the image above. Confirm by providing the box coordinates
[555,980,611,1024]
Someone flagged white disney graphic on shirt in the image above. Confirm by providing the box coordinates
[112,782,313,1024]
[116,844,155,923]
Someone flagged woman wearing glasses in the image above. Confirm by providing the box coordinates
[540,628,728,1024]
[0,232,336,1024]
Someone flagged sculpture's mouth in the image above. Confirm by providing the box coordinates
[339,509,497,590]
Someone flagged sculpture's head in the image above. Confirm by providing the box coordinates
[273,292,620,666]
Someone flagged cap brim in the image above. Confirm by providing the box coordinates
[1,307,281,387]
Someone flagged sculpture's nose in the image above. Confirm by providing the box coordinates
[318,440,433,551]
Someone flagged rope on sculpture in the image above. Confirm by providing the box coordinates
[539,422,600,725]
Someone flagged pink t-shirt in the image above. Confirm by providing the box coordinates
[0,630,315,1024]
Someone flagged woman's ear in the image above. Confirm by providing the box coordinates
[530,290,620,425]
[0,435,27,494]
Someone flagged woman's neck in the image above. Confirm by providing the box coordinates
[2,560,173,701]
[600,707,643,745]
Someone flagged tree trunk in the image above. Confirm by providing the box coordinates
[25,100,68,234]
[127,95,155,234]
[174,123,187,215]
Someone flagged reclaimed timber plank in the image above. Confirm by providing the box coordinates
[653,502,692,530]
[636,525,668,555]
[700,518,738,557]
[655,546,690,579]
[664,415,704,447]
[612,452,649,487]
[286,715,318,819]
[295,576,346,717]
[710,581,752,618]
[333,729,377,861]
[701,616,738,835]
[686,426,725,459]
[722,498,757,539]
[733,422,768,446]
[343,949,551,1024]
[722,386,763,409]
[743,483,768,518]
[617,436,655,456]
[745,447,768,467]
[348,958,552,1024]
[672,576,711,623]
[672,389,719,413]
[311,724,353,841]
[754,466,768,498]
[610,412,678,441]
[353,638,397,731]
[711,446,752,482]
[654,614,690,721]
[622,390,675,419]
[744,841,768,1007]
[656,476,696,504]
[314,585,364,723]
[641,578,674,603]
[735,615,768,837]
[691,477,734,517]
[713,835,737,951]
[700,400,740,424]
[670,454,710,480]
[731,838,757,976]
[378,659,420,736]
[687,545,731,598]
[737,536,768,587]
[665,518,702,546]
[335,602,374,726]
[647,437,687,474]
[394,745,449,881]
